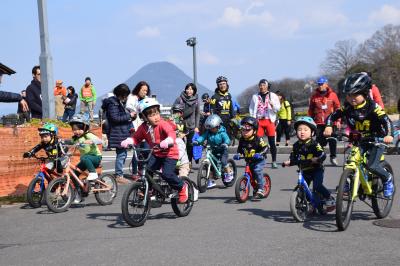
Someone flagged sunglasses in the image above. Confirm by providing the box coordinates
[240,125,253,131]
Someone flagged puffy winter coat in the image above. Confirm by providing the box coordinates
[308,87,340,125]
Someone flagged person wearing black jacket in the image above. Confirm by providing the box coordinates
[17,90,30,123]
[26,65,42,119]
[62,86,78,122]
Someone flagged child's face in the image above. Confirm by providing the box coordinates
[72,125,84,137]
[210,127,219,133]
[146,108,161,126]
[40,134,52,144]
[346,94,365,106]
[296,124,312,141]
[240,124,254,138]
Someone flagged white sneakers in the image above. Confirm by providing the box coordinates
[87,173,99,181]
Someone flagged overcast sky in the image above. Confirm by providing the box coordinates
[1,0,400,114]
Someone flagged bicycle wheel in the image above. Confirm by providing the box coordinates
[396,140,400,155]
[371,161,395,219]
[290,188,310,222]
[94,174,118,205]
[197,160,210,193]
[121,181,150,227]
[263,174,272,199]
[336,169,355,231]
[235,176,249,203]
[171,177,194,217]
[222,159,237,187]
[45,178,74,213]
[27,176,46,208]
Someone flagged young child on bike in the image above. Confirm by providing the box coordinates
[68,114,102,182]
[192,114,232,188]
[120,98,189,203]
[324,72,394,198]
[283,116,335,210]
[233,116,269,198]
[23,123,65,173]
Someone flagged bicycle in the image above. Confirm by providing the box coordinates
[335,132,396,231]
[121,145,195,227]
[326,133,351,168]
[25,155,63,208]
[196,145,237,193]
[45,144,118,213]
[283,163,335,222]
[233,156,271,203]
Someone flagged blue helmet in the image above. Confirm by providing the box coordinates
[316,76,328,85]
[294,116,317,132]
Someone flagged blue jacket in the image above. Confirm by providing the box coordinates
[196,125,230,150]
[101,96,132,148]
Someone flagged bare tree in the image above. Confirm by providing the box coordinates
[321,39,357,77]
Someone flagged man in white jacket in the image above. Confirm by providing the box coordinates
[249,79,280,168]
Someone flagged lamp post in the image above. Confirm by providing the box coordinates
[186,37,197,88]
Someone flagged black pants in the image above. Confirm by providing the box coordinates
[186,130,195,163]
[316,125,337,158]
[364,144,391,181]
[276,119,290,142]
[220,114,233,141]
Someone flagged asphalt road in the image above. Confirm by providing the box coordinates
[1,153,400,266]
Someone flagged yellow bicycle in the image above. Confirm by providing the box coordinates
[336,133,395,231]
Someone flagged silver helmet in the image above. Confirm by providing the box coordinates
[204,114,222,129]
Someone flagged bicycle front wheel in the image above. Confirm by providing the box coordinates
[27,176,46,208]
[171,177,194,217]
[371,161,395,218]
[94,174,118,205]
[197,160,210,193]
[235,176,249,203]
[336,169,355,231]
[121,182,150,227]
[222,159,237,187]
[290,188,310,222]
[263,174,272,199]
[45,178,74,213]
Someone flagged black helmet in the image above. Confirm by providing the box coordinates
[216,76,228,84]
[240,116,258,131]
[201,93,209,100]
[343,72,371,96]
[172,103,184,113]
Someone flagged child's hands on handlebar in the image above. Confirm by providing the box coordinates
[282,160,290,167]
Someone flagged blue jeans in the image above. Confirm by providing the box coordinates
[62,109,75,122]
[250,159,266,190]
[212,147,228,169]
[115,148,127,177]
[147,155,183,190]
[303,168,331,201]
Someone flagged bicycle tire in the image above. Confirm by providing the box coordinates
[171,177,194,217]
[197,160,209,193]
[290,188,310,222]
[45,178,74,213]
[121,181,150,227]
[263,174,272,199]
[222,159,237,187]
[94,174,118,206]
[235,176,249,203]
[336,169,355,231]
[371,161,395,219]
[27,177,46,208]
[396,140,400,155]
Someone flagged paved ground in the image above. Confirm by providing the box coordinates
[1,151,400,265]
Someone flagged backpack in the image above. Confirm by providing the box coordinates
[283,100,295,121]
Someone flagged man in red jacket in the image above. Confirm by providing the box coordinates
[308,76,341,166]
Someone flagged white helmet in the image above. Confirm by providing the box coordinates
[138,97,160,114]
[204,114,222,129]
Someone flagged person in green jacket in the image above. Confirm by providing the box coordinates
[276,91,292,146]
[80,77,96,121]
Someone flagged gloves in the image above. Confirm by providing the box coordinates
[233,154,241,161]
[23,152,32,158]
[121,137,134,148]
[221,143,228,149]
[160,137,173,149]
[253,153,262,160]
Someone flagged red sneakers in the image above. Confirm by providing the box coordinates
[178,183,189,203]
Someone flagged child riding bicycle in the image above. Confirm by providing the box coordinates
[192,114,232,188]
[283,116,335,210]
[323,72,394,198]
[120,98,189,203]
[233,116,269,198]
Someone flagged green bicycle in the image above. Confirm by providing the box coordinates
[336,133,395,231]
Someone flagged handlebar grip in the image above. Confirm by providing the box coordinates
[281,163,286,168]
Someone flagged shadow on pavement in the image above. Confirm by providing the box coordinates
[199,195,238,204]
[238,208,296,223]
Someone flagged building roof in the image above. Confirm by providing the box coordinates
[0,63,16,75]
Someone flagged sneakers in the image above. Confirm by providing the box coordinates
[255,189,265,198]
[271,162,278,169]
[383,175,394,198]
[178,183,188,203]
[224,171,234,183]
[73,189,83,204]
[325,196,336,207]
[207,180,216,188]
[330,157,338,166]
[87,172,98,181]
[115,176,131,184]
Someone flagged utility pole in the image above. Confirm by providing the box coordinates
[37,0,54,119]
[186,37,197,88]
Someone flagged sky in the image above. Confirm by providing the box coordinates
[1,0,400,115]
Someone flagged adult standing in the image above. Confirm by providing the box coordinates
[249,79,280,168]
[174,82,200,163]
[80,77,96,121]
[0,63,29,111]
[54,80,67,120]
[308,76,341,166]
[26,65,42,119]
[210,76,235,141]
[101,83,135,184]
[62,86,78,122]
[17,90,30,123]
[365,72,384,108]
[275,91,292,146]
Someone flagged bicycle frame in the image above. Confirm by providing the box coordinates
[295,170,319,209]
[204,146,223,178]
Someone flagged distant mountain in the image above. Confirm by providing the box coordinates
[94,61,212,112]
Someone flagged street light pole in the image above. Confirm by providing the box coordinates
[37,0,54,119]
[186,37,197,88]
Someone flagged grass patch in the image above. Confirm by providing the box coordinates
[0,195,26,207]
